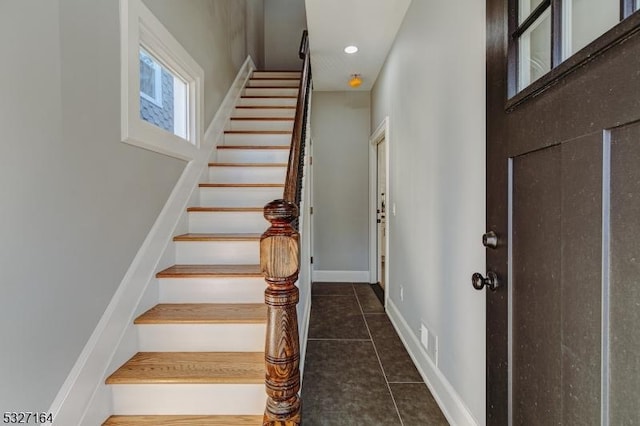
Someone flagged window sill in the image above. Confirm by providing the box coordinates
[122,123,197,161]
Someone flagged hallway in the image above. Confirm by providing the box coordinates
[301,283,448,425]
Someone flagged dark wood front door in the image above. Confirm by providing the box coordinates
[486,2,640,424]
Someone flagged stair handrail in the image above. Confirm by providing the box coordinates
[284,30,311,205]
[260,30,311,426]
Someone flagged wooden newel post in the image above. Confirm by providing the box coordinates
[261,199,301,426]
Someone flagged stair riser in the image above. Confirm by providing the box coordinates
[111,384,266,415]
[208,166,286,184]
[243,88,298,97]
[188,212,268,234]
[252,71,300,79]
[199,187,283,207]
[217,149,289,164]
[232,108,296,118]
[137,324,266,352]
[247,79,300,87]
[238,97,297,107]
[223,132,291,146]
[175,241,259,264]
[159,278,265,304]
[227,120,294,132]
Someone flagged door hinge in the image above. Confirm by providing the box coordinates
[310,256,314,264]
[310,207,313,214]
[309,156,313,165]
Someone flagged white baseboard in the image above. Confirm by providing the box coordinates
[387,299,480,426]
[48,56,256,426]
[312,270,370,283]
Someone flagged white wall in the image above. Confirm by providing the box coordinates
[246,0,265,68]
[371,1,487,424]
[143,0,253,125]
[311,92,370,282]
[0,0,256,412]
[264,0,307,70]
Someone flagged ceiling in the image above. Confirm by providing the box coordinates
[304,0,412,91]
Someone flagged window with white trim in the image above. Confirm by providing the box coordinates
[120,0,204,160]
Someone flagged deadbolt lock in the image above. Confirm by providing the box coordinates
[482,231,498,249]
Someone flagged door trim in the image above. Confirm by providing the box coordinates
[369,116,390,307]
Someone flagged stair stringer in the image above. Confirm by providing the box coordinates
[47,56,256,426]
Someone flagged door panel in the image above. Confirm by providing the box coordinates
[511,136,604,424]
[610,122,640,424]
[512,145,562,423]
[559,135,603,424]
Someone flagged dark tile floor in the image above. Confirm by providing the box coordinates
[301,282,449,425]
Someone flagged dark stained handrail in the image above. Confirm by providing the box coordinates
[260,30,311,426]
[284,30,311,204]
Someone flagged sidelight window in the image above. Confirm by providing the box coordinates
[512,0,639,94]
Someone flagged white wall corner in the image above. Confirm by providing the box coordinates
[312,270,370,283]
[48,57,255,426]
[204,55,256,155]
[387,299,481,426]
[298,285,312,388]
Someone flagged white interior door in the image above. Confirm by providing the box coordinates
[376,139,386,289]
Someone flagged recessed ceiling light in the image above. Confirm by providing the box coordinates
[344,45,359,54]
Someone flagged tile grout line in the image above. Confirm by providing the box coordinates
[311,294,356,297]
[352,284,405,426]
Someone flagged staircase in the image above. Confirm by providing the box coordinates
[102,71,301,425]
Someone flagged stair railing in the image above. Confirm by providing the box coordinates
[260,30,311,426]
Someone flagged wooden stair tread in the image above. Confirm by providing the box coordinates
[224,130,292,134]
[209,162,287,167]
[241,96,297,99]
[244,86,299,89]
[174,233,261,241]
[199,183,284,188]
[156,264,262,278]
[235,106,295,109]
[103,415,263,425]
[186,207,263,212]
[135,303,267,324]
[250,76,300,80]
[217,145,290,150]
[106,352,264,384]
[230,117,294,121]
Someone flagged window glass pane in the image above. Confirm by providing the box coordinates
[139,48,189,140]
[139,49,162,106]
[564,0,619,58]
[636,0,640,12]
[519,0,545,23]
[518,9,551,91]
